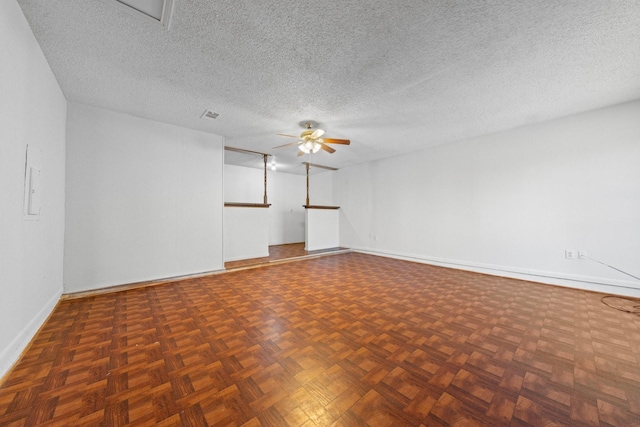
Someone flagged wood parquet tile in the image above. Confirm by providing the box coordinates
[2,252,640,426]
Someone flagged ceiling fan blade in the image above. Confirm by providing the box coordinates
[297,150,305,157]
[311,129,325,139]
[321,138,350,145]
[320,143,336,153]
[273,141,301,149]
[276,133,300,138]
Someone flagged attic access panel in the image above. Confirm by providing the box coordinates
[105,0,174,28]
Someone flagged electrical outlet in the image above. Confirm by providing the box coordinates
[578,250,587,260]
[565,250,576,259]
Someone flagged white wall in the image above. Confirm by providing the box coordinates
[335,100,640,297]
[268,170,306,245]
[307,170,334,206]
[224,164,305,245]
[0,0,67,378]
[224,164,265,203]
[269,168,335,245]
[64,103,224,292]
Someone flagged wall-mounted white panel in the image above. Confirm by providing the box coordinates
[26,167,41,216]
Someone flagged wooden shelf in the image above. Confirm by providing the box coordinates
[224,202,271,208]
[303,205,340,210]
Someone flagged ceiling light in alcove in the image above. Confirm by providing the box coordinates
[104,0,175,28]
[270,159,277,171]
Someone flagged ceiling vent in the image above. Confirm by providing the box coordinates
[201,110,219,120]
[102,0,175,29]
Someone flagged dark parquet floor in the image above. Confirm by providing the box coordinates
[2,252,640,426]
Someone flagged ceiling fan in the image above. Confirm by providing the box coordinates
[273,121,350,156]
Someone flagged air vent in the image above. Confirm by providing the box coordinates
[201,110,220,120]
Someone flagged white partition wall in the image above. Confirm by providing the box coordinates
[224,207,270,261]
[305,208,339,251]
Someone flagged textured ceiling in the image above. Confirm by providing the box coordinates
[16,0,640,174]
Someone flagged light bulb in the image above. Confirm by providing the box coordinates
[299,141,313,154]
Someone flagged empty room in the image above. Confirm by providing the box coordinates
[2,0,640,426]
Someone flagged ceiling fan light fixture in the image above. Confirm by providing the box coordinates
[299,142,311,154]
[299,141,321,154]
[276,121,349,154]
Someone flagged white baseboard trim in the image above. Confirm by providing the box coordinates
[0,288,62,380]
[351,247,640,298]
[62,267,229,298]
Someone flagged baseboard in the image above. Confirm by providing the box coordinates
[0,288,62,382]
[224,251,270,262]
[351,246,640,298]
[269,242,304,247]
[62,268,228,300]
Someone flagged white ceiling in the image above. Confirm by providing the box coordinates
[16,0,640,174]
